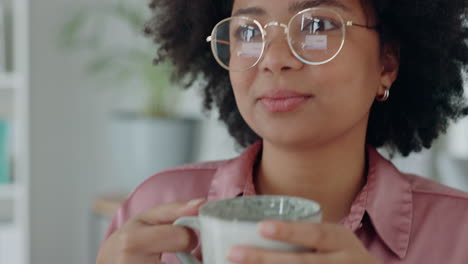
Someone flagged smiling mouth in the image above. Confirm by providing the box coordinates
[259,95,313,113]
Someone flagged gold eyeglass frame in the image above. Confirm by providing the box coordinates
[206,7,377,72]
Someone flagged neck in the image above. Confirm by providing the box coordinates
[255,134,367,223]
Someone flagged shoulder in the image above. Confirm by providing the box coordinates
[101,160,230,239]
[370,147,468,203]
[403,173,468,226]
[404,173,468,201]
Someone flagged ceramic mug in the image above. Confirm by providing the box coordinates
[173,195,322,264]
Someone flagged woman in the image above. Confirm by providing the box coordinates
[97,0,468,263]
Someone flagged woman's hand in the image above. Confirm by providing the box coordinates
[96,199,205,264]
[227,221,382,264]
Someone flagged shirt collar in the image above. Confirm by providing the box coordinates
[208,142,413,259]
[207,141,261,200]
[341,146,412,259]
[363,147,413,259]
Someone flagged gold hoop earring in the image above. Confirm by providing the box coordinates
[376,88,390,102]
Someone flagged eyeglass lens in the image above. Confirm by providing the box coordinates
[211,8,345,71]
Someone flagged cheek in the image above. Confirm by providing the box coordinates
[229,70,256,104]
[329,37,381,101]
[229,69,262,133]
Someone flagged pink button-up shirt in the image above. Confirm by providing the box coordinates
[104,142,468,263]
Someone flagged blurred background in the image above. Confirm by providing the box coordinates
[0,0,467,263]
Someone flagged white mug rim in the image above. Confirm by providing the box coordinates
[198,195,322,222]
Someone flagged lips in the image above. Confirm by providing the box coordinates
[258,89,313,113]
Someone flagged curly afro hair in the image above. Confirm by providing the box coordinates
[144,0,468,156]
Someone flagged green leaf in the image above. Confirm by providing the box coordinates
[85,55,115,75]
[109,1,147,32]
[57,9,88,49]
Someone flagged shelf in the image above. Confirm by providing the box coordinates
[0,222,15,231]
[93,194,127,217]
[0,184,22,200]
[1,0,29,263]
[0,73,19,90]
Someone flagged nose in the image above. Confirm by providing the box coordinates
[258,26,303,73]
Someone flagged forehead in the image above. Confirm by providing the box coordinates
[232,0,365,18]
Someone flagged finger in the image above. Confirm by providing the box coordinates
[118,224,198,255]
[227,246,344,264]
[258,221,357,252]
[137,199,206,225]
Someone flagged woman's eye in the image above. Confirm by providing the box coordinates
[302,18,338,34]
[235,25,262,41]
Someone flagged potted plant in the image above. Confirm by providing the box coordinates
[58,1,197,191]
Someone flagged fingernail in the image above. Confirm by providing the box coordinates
[186,198,205,207]
[228,247,246,263]
[259,221,277,236]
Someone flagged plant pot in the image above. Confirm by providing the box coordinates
[109,112,198,192]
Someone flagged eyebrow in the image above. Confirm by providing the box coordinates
[289,0,352,13]
[232,0,352,17]
[232,7,265,17]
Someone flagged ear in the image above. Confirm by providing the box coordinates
[379,43,400,92]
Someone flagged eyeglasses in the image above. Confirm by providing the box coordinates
[206,7,377,72]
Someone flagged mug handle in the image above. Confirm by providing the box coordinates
[173,217,202,264]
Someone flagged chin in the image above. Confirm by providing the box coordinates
[261,131,321,149]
